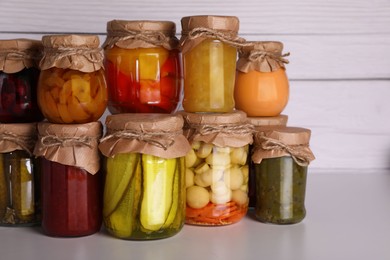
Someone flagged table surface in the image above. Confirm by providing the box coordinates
[1,171,390,260]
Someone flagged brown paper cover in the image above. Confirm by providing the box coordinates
[252,126,315,166]
[0,123,37,154]
[103,20,179,50]
[180,110,254,147]
[237,41,290,73]
[247,115,288,129]
[39,34,103,73]
[99,113,191,159]
[180,15,246,54]
[33,121,102,174]
[0,39,42,73]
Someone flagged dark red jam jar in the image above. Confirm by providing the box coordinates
[34,122,103,237]
[0,39,44,123]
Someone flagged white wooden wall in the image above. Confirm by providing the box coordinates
[1,0,389,171]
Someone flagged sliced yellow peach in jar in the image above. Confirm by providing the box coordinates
[67,95,91,122]
[57,103,74,123]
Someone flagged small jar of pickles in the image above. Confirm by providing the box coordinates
[34,122,103,237]
[103,20,182,114]
[0,123,40,226]
[180,110,254,226]
[37,34,107,123]
[246,115,288,208]
[180,15,246,113]
[234,41,290,116]
[0,39,44,123]
[99,113,191,240]
[252,127,315,224]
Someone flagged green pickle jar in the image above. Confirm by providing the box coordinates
[99,113,191,240]
[252,127,315,224]
[0,123,40,226]
[180,110,254,226]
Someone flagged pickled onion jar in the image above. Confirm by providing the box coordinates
[180,110,254,226]
[0,39,44,123]
[180,15,246,113]
[34,122,103,237]
[37,34,107,124]
[234,41,290,117]
[103,20,182,114]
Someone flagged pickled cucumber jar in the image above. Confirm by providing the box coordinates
[37,34,107,123]
[0,39,44,123]
[180,110,254,226]
[235,41,290,116]
[252,127,315,224]
[34,122,103,237]
[99,113,191,240]
[103,20,182,114]
[247,115,288,208]
[180,15,247,113]
[0,123,40,226]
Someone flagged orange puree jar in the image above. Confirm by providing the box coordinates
[37,35,107,124]
[234,41,290,117]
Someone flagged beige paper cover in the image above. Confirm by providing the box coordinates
[99,113,191,159]
[180,15,245,54]
[180,110,254,147]
[247,115,288,129]
[39,34,104,73]
[0,39,42,73]
[34,121,102,174]
[252,126,315,166]
[103,20,179,50]
[237,41,289,73]
[0,123,37,154]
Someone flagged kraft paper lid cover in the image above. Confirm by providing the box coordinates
[0,123,37,154]
[103,20,179,50]
[39,34,104,73]
[99,113,191,159]
[34,121,102,174]
[0,39,42,73]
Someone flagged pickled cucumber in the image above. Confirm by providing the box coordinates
[0,154,7,219]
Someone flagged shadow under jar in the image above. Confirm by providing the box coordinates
[0,39,44,123]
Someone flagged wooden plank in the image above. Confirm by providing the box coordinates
[0,0,390,34]
[1,32,389,80]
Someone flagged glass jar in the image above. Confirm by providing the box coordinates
[0,39,44,123]
[0,123,39,226]
[99,114,191,240]
[252,127,315,224]
[235,41,290,117]
[180,110,254,226]
[180,15,243,113]
[37,34,107,124]
[103,20,182,114]
[34,122,103,236]
[246,115,288,208]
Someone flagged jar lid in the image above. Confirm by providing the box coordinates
[99,113,191,159]
[40,34,103,72]
[181,15,240,32]
[0,38,42,73]
[34,121,102,174]
[247,114,288,128]
[252,126,315,166]
[103,20,179,50]
[0,123,37,154]
[180,110,254,147]
[237,41,290,73]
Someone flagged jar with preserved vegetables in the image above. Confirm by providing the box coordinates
[235,41,290,116]
[0,39,44,123]
[180,110,254,226]
[34,122,103,237]
[103,20,182,114]
[99,113,191,240]
[246,115,288,208]
[180,15,247,113]
[37,34,107,124]
[252,127,315,224]
[0,123,40,226]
